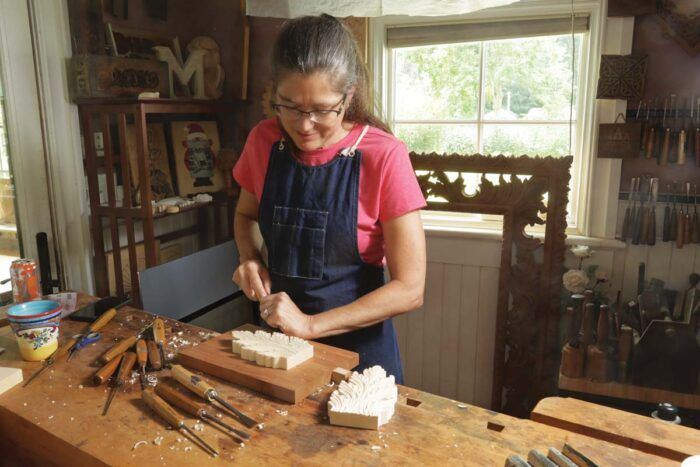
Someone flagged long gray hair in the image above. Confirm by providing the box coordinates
[272,14,391,134]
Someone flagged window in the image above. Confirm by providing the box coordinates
[372,2,604,234]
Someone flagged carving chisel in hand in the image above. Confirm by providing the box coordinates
[24,306,118,387]
[155,383,250,442]
[99,321,153,364]
[171,364,258,428]
[103,351,136,416]
[142,388,219,457]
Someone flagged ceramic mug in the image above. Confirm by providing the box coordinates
[7,300,62,361]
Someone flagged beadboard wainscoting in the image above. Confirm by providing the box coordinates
[393,232,501,408]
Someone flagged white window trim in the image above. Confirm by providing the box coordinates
[0,0,93,292]
[370,0,610,239]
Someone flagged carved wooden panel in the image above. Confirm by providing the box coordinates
[410,153,572,417]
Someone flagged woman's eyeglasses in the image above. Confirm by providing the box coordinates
[272,95,346,124]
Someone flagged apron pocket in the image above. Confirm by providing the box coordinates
[270,206,328,280]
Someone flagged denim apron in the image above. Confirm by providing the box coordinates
[258,126,404,383]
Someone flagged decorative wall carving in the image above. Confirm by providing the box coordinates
[410,152,572,417]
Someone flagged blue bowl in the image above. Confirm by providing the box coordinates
[7,300,62,323]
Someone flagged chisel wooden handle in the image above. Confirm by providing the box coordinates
[94,353,123,385]
[155,383,203,418]
[116,351,137,385]
[171,364,214,400]
[677,213,685,248]
[136,339,148,369]
[648,208,656,245]
[100,335,138,364]
[645,127,655,159]
[147,340,162,370]
[88,307,118,333]
[153,318,165,345]
[143,388,182,428]
[54,337,79,361]
[678,129,687,165]
[659,128,671,165]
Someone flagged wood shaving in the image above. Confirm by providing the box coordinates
[132,441,147,450]
[184,446,192,452]
[371,445,382,452]
[275,410,288,416]
[193,421,204,432]
[153,436,164,446]
[256,423,265,431]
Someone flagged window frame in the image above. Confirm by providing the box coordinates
[370,0,606,237]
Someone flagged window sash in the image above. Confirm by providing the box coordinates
[387,15,589,48]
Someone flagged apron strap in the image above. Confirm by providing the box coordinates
[340,125,370,157]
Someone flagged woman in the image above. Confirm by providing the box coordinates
[232,14,426,383]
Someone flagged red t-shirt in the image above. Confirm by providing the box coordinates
[233,119,426,265]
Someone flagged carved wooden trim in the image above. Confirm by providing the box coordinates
[410,152,571,417]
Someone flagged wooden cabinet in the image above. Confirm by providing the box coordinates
[77,98,242,305]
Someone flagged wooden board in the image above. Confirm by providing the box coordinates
[532,397,700,462]
[0,306,674,466]
[176,324,359,403]
[558,372,700,410]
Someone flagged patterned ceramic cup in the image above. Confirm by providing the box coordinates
[7,300,62,361]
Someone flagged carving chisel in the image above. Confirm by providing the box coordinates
[136,339,148,389]
[632,177,646,245]
[562,443,599,467]
[620,177,635,241]
[677,97,687,165]
[669,94,679,163]
[659,97,671,165]
[99,321,153,364]
[93,353,124,385]
[155,383,251,442]
[670,183,678,241]
[153,318,167,366]
[171,364,258,428]
[677,182,687,248]
[693,185,700,244]
[142,388,219,457]
[636,100,645,158]
[647,178,657,245]
[684,182,692,245]
[645,96,658,159]
[147,340,162,370]
[103,351,136,416]
[662,183,671,242]
[24,306,118,387]
[695,96,700,166]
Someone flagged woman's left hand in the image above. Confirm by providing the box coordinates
[259,292,314,339]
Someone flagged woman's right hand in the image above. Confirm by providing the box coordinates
[232,259,271,301]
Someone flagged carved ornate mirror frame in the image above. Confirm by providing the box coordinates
[410,153,572,416]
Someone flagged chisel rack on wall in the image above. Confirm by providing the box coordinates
[619,94,700,249]
[619,177,700,248]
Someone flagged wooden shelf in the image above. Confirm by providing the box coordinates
[558,373,700,410]
[75,97,245,114]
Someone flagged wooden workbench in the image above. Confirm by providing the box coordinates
[0,304,674,466]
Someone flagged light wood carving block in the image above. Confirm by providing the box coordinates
[328,365,397,430]
[504,455,529,467]
[0,367,23,395]
[331,367,352,384]
[548,448,579,467]
[231,330,313,370]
